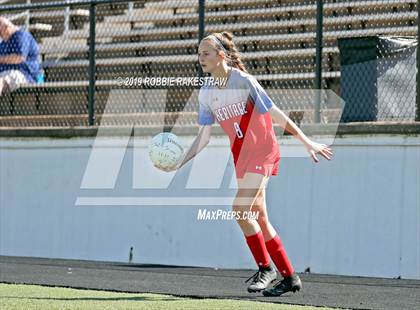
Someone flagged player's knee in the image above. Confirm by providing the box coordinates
[232,205,246,222]
[235,216,255,227]
[256,214,269,228]
[232,205,253,224]
[232,204,247,215]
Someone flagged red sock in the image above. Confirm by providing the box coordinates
[245,231,270,268]
[265,234,294,277]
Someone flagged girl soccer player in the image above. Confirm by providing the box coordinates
[157,32,333,296]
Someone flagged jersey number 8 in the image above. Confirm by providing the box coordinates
[233,122,244,139]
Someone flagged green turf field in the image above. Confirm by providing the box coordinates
[0,283,343,310]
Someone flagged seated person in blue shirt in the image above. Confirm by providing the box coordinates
[0,17,40,95]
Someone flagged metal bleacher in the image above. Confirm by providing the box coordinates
[0,0,417,127]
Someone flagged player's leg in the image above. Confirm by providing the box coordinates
[252,188,295,277]
[233,172,269,236]
[250,189,302,296]
[233,172,276,292]
[251,188,276,241]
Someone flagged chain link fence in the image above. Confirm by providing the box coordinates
[0,0,418,127]
[326,0,418,122]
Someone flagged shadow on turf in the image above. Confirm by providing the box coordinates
[1,296,181,302]
[110,263,201,269]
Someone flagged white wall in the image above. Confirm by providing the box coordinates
[0,134,419,279]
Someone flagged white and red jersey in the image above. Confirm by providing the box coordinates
[198,67,280,176]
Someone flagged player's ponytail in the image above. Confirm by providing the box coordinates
[205,31,248,73]
[220,31,248,73]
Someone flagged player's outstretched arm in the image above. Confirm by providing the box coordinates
[158,125,212,172]
[268,105,333,163]
[178,125,212,168]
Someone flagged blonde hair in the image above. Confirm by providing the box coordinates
[202,31,248,73]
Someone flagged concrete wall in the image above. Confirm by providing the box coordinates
[0,133,419,279]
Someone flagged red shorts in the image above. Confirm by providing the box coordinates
[235,154,280,179]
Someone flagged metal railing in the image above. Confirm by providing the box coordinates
[0,0,418,127]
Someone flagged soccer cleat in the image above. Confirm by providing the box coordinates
[262,272,302,296]
[245,266,277,293]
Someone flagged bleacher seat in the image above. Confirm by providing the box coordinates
[0,0,417,127]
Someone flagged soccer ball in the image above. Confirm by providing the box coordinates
[148,132,184,169]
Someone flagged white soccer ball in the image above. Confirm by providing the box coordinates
[148,132,184,169]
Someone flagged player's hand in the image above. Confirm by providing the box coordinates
[305,141,333,163]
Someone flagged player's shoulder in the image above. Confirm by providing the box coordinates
[199,82,212,91]
[199,83,212,103]
[232,67,251,78]
[231,67,258,87]
[199,83,212,94]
